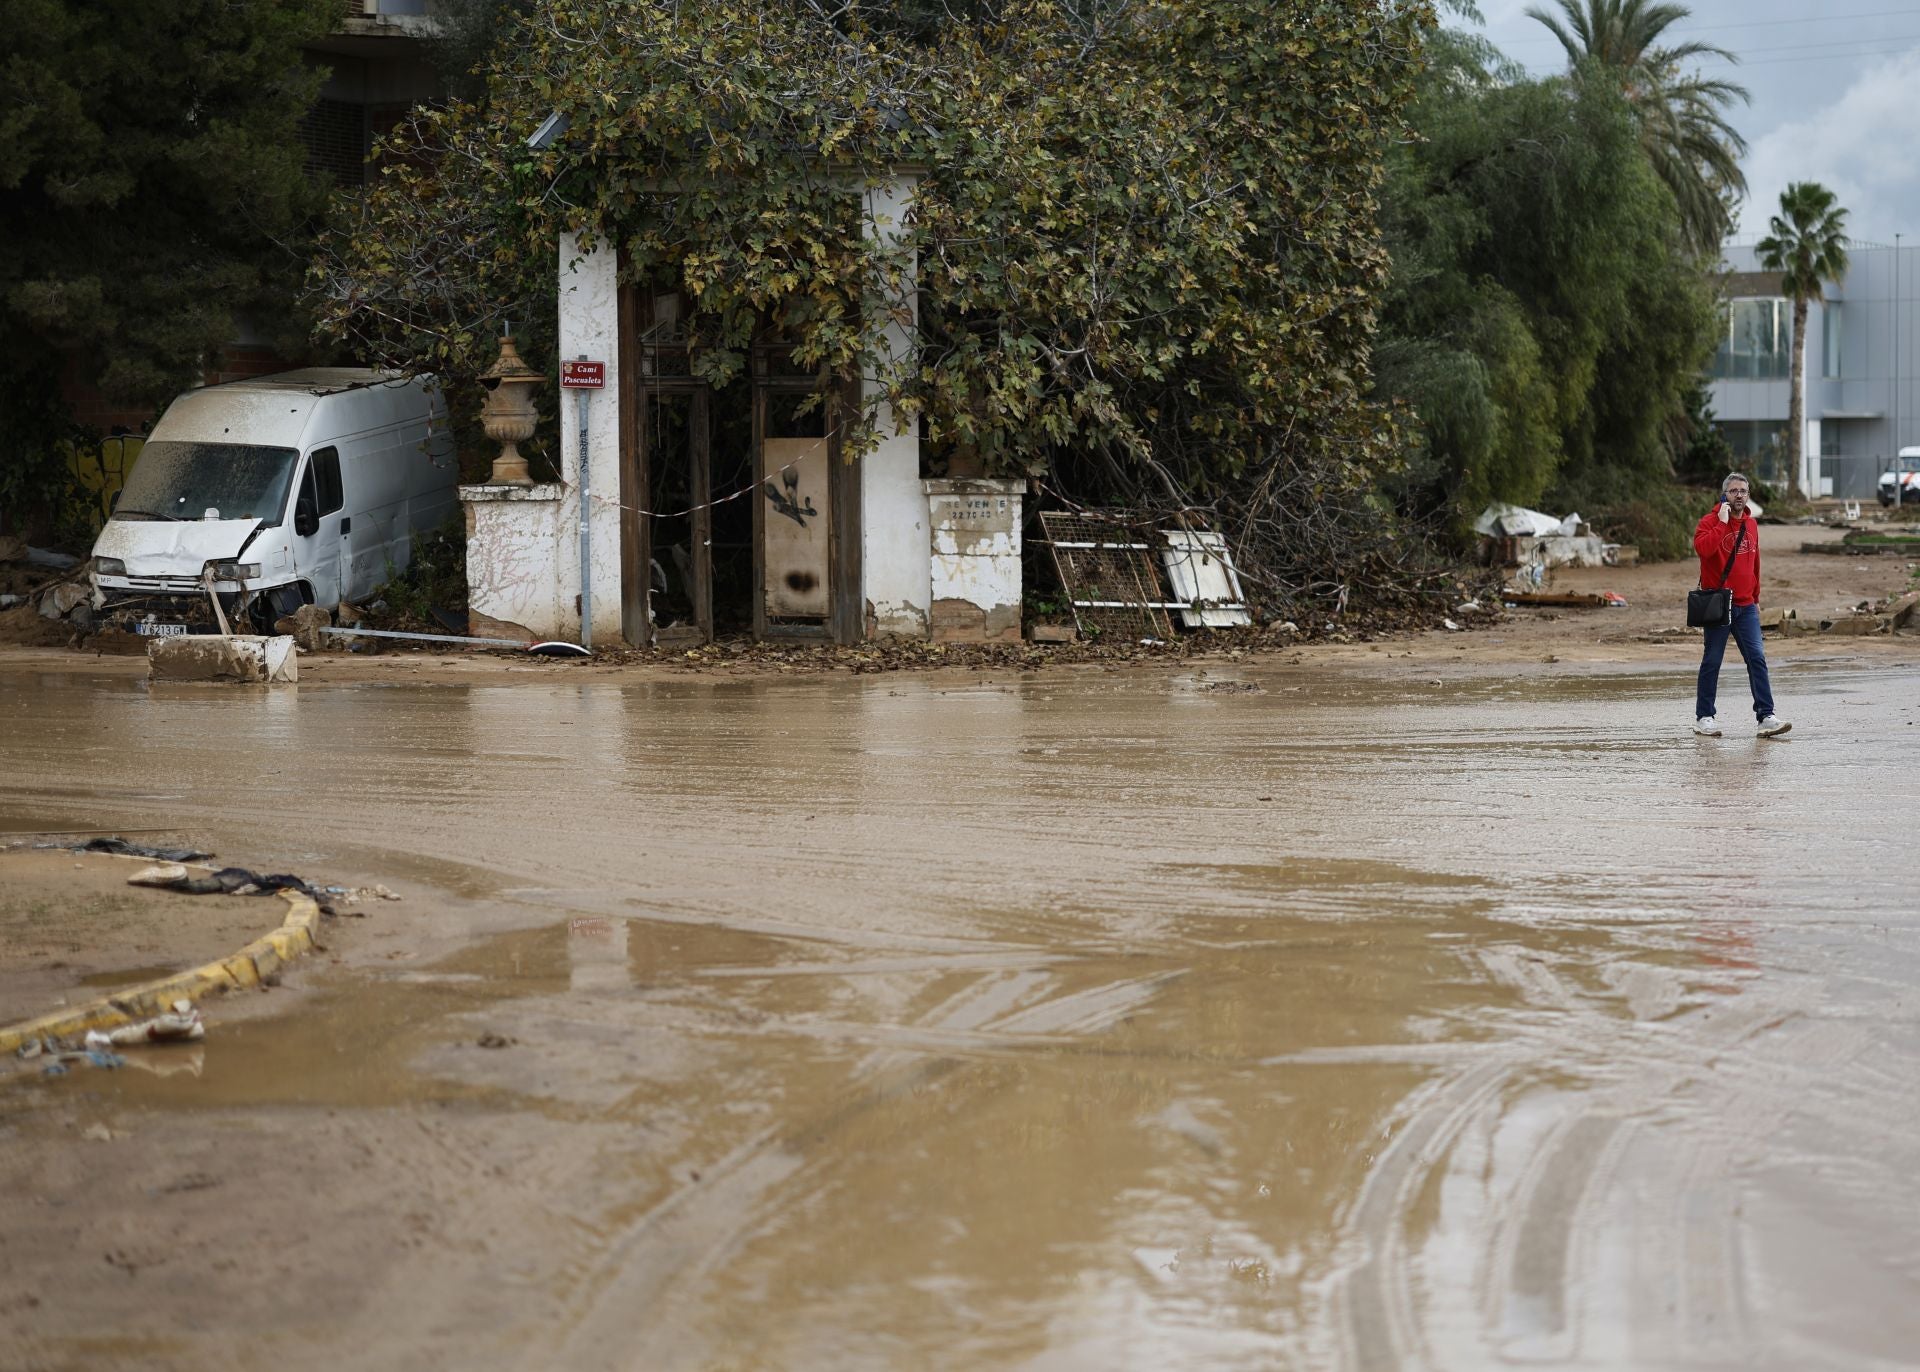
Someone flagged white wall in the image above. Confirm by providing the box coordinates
[860,175,930,637]
[557,233,626,645]
[463,483,564,638]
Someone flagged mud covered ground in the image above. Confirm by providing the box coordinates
[0,530,1917,1371]
[0,848,285,1025]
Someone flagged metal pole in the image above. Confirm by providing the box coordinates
[577,356,592,651]
[1895,234,1903,498]
[321,627,530,647]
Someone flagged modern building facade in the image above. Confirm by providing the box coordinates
[1710,240,1920,498]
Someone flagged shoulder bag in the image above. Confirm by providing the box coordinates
[1685,519,1746,628]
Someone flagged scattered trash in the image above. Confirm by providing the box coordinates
[84,1003,204,1048]
[82,1123,116,1142]
[476,1032,517,1049]
[319,883,402,910]
[1601,591,1628,607]
[527,641,592,657]
[126,865,316,897]
[1442,618,1462,631]
[42,837,214,862]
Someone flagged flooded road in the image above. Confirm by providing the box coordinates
[3,659,1918,1370]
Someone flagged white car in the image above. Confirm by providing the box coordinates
[1880,449,1920,507]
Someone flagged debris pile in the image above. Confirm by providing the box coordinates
[1473,503,1637,571]
[16,1000,205,1077]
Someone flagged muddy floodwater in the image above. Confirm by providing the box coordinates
[3,659,1919,1370]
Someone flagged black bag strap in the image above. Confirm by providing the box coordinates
[1711,518,1747,590]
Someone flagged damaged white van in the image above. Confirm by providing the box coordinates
[91,369,458,635]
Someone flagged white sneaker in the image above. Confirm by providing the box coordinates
[1757,715,1792,737]
[1693,716,1722,736]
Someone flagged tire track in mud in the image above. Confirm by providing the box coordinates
[1308,949,1891,1371]
[538,962,1184,1370]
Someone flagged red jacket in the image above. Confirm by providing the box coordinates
[1694,505,1760,606]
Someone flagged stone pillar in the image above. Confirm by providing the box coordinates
[557,232,626,645]
[460,482,564,640]
[860,174,931,638]
[924,478,1024,643]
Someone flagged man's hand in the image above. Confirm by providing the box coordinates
[1718,501,1731,524]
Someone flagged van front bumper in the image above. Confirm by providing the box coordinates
[92,576,304,633]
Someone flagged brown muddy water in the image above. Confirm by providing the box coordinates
[2,661,1918,1371]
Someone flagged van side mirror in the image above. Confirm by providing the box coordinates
[294,495,318,537]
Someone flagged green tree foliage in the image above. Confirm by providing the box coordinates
[1525,0,1748,254]
[0,0,333,522]
[1376,24,1719,540]
[1757,181,1848,500]
[315,0,1437,613]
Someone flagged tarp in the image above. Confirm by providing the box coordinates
[1473,503,1564,538]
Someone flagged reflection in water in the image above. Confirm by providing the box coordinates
[1,663,1917,1369]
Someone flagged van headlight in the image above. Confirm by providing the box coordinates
[94,557,126,576]
[205,561,261,581]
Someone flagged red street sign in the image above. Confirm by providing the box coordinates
[561,359,606,389]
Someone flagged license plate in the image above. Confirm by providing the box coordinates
[136,621,188,637]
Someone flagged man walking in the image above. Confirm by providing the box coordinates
[1694,472,1791,738]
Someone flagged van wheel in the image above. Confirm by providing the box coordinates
[252,584,309,632]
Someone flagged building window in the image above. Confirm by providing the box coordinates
[1716,420,1789,482]
[1710,298,1791,381]
[1822,302,1843,378]
[298,98,369,189]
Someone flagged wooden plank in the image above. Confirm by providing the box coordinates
[616,274,646,646]
[1504,591,1608,607]
[751,382,766,642]
[830,370,863,644]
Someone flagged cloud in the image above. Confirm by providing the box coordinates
[1737,48,1920,242]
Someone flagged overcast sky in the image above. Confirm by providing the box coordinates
[1469,0,1918,245]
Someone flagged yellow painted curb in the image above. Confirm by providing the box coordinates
[0,887,323,1056]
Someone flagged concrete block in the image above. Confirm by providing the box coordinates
[149,634,298,682]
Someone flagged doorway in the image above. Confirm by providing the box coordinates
[618,282,862,645]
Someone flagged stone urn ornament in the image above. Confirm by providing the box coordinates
[480,331,545,484]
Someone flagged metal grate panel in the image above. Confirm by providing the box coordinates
[1038,511,1175,641]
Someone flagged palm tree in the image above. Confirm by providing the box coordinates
[1526,0,1750,254]
[1757,182,1849,501]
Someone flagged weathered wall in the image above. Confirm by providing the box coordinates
[462,483,564,638]
[861,176,931,638]
[925,478,1023,643]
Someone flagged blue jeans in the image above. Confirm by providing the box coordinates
[1696,602,1774,721]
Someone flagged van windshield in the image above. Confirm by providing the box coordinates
[112,441,298,524]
